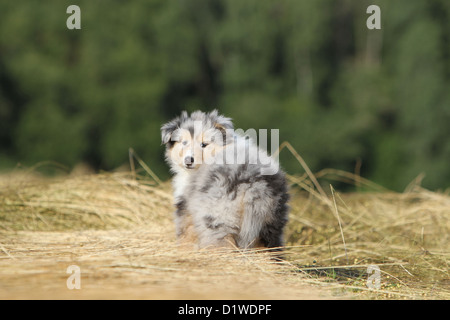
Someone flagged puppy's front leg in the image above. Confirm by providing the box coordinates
[174,199,198,247]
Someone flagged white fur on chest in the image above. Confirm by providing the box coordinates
[172,170,191,200]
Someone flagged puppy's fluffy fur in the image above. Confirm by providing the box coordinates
[161,110,289,249]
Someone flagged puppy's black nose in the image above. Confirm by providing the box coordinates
[184,156,194,166]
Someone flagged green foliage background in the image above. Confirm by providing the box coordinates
[0,0,449,191]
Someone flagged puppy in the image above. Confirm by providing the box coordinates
[161,110,289,249]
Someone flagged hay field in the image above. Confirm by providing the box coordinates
[0,159,449,299]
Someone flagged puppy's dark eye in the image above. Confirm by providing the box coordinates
[182,141,188,146]
[200,142,208,148]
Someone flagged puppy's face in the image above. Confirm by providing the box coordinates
[161,110,234,173]
[166,127,222,171]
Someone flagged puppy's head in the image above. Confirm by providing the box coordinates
[161,110,234,173]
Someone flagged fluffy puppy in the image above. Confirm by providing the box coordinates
[161,110,289,249]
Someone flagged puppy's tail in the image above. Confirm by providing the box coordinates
[238,189,283,249]
[238,178,289,249]
[238,201,266,249]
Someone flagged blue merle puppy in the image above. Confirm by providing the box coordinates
[161,110,289,249]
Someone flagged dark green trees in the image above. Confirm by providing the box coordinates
[0,0,448,190]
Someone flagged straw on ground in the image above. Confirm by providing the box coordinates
[0,157,448,299]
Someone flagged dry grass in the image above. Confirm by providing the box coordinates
[284,182,450,299]
[0,153,449,299]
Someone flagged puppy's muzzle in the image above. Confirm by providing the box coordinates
[184,156,195,168]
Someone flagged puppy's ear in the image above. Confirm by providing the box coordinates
[161,112,186,146]
[210,109,233,131]
[161,121,178,146]
[209,109,234,145]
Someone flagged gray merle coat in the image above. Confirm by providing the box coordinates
[161,110,289,249]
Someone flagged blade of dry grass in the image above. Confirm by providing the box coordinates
[330,185,349,265]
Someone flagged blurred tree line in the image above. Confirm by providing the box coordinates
[0,0,449,191]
